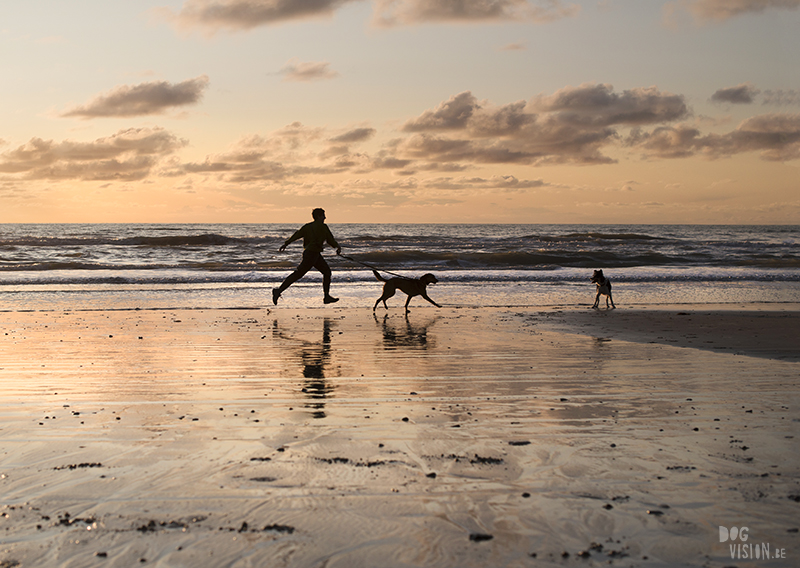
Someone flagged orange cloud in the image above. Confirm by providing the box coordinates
[279,59,339,82]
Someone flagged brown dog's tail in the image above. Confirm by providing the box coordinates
[372,269,386,282]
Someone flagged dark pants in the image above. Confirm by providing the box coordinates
[278,250,332,295]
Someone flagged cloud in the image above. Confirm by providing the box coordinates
[0,128,186,181]
[60,76,210,119]
[630,113,800,161]
[710,83,760,104]
[372,0,580,26]
[403,92,479,132]
[709,113,800,160]
[396,84,689,166]
[665,0,800,23]
[394,85,797,167]
[329,127,377,143]
[498,42,527,51]
[626,124,701,159]
[164,124,340,183]
[530,83,689,125]
[279,59,339,82]
[38,84,790,197]
[418,175,547,191]
[320,127,377,158]
[762,89,800,106]
[157,0,578,32]
[156,0,358,33]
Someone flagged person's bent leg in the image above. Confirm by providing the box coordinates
[273,250,315,304]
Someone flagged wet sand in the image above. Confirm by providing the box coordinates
[1,305,798,567]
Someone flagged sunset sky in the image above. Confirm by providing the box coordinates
[1,0,798,224]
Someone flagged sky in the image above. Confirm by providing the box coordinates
[1,0,799,224]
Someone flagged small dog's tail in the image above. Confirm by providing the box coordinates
[372,269,386,282]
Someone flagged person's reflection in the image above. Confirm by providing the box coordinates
[374,313,437,350]
[272,317,335,419]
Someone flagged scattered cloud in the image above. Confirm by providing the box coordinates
[399,85,800,168]
[709,84,800,107]
[372,0,580,26]
[416,175,547,191]
[762,89,800,106]
[665,0,800,24]
[710,83,760,104]
[530,83,689,125]
[12,82,798,195]
[162,124,338,183]
[155,0,358,33]
[329,127,377,144]
[321,127,377,158]
[397,84,689,166]
[279,59,339,82]
[630,113,800,161]
[156,0,579,33]
[0,128,186,181]
[402,92,480,132]
[60,76,210,119]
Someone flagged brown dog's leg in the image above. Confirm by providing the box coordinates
[421,292,441,308]
[375,284,395,311]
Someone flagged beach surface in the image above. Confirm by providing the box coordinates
[1,304,799,567]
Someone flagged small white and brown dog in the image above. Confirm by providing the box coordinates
[590,269,615,309]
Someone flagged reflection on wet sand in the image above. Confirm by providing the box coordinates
[272,317,336,419]
[374,313,438,350]
[2,307,799,567]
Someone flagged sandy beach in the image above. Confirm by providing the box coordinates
[1,304,798,567]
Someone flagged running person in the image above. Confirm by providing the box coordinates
[273,208,342,305]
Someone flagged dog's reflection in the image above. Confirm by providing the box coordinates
[374,312,438,350]
[272,317,335,419]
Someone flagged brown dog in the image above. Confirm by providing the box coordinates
[373,270,441,312]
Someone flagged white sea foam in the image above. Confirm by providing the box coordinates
[1,224,798,310]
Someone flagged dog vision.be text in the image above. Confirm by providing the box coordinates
[720,526,787,561]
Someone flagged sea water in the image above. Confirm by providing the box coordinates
[0,224,798,311]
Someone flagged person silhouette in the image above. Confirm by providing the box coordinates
[273,208,342,305]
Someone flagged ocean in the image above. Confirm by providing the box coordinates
[1,224,798,311]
